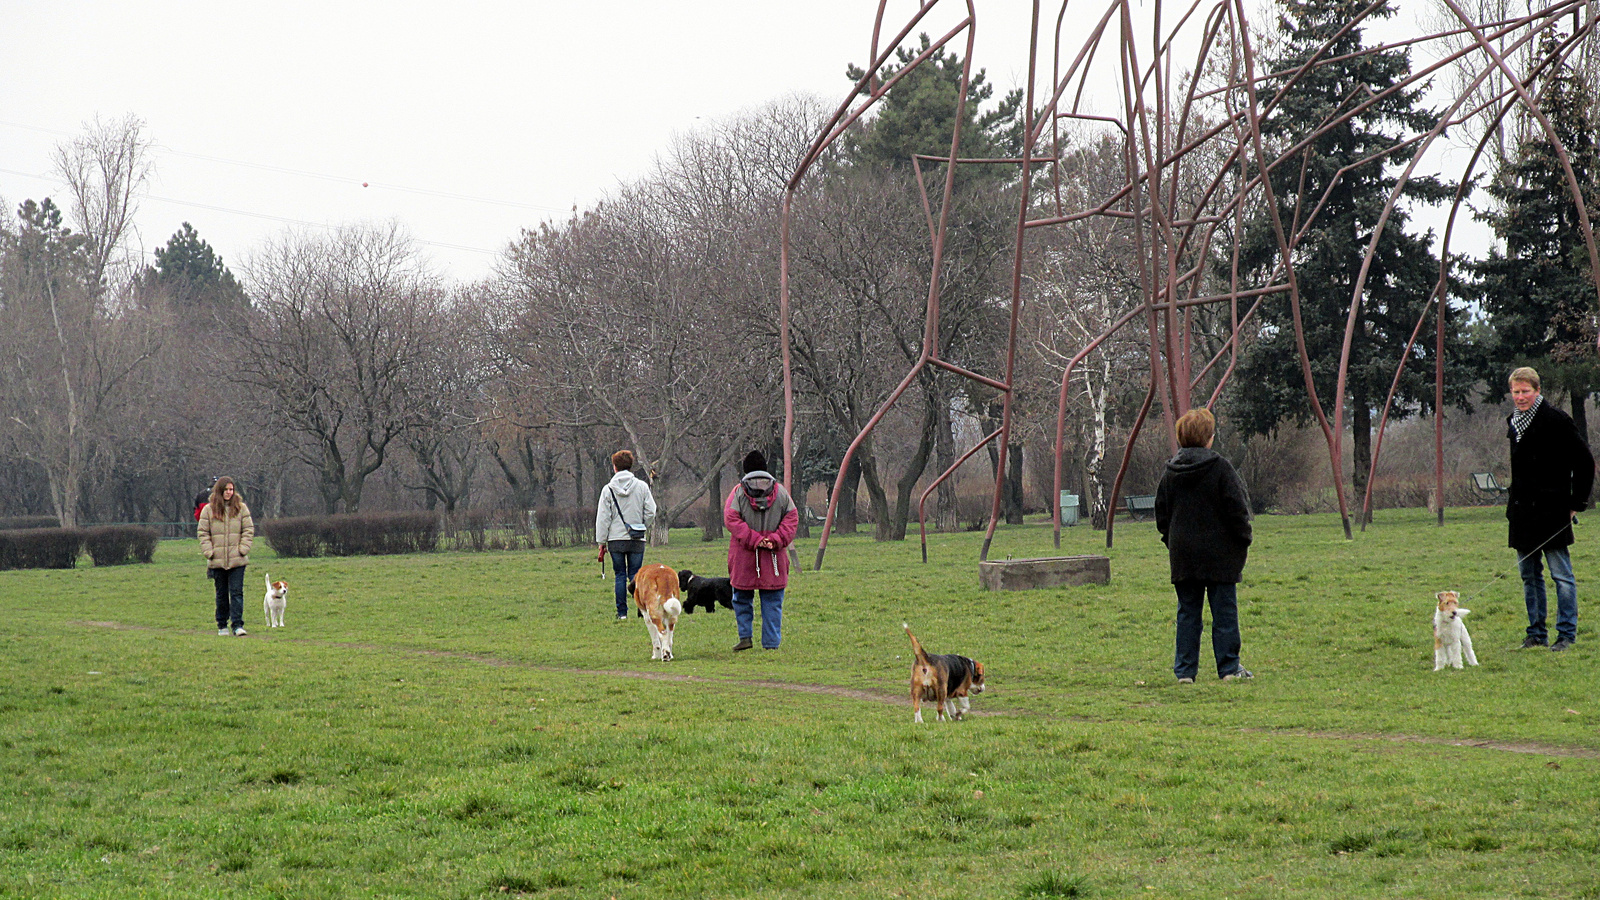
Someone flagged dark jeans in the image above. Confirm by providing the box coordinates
[1518,547,1577,643]
[609,544,644,618]
[1173,580,1242,680]
[213,566,246,629]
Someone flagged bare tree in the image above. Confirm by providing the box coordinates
[0,198,159,526]
[51,114,153,291]
[236,223,441,513]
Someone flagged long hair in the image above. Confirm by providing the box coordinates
[209,476,243,516]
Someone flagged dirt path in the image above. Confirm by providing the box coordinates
[74,620,1600,760]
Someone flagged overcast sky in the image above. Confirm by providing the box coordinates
[1,0,1490,285]
[0,0,1048,282]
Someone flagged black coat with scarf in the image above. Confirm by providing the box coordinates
[1507,400,1595,551]
[1154,447,1253,584]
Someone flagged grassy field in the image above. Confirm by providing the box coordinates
[1,506,1596,899]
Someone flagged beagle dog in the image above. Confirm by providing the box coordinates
[904,623,986,723]
[630,564,684,661]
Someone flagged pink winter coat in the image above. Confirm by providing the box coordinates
[724,474,799,591]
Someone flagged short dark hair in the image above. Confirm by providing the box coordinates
[611,450,634,471]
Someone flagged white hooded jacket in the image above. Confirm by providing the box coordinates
[595,470,658,543]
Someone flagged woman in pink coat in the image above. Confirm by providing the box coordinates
[725,450,799,651]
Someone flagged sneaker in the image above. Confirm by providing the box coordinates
[617,615,629,621]
[732,637,753,652]
[1221,668,1253,681]
[218,628,231,636]
[232,626,248,636]
[1551,638,1575,652]
[1521,636,1548,649]
[1176,676,1195,684]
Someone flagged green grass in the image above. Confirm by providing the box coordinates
[2,506,1597,898]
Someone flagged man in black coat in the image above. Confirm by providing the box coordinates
[1507,367,1595,651]
[1155,407,1254,683]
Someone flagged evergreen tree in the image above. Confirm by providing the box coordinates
[137,222,247,309]
[1229,0,1461,504]
[1474,37,1600,433]
[845,34,1023,174]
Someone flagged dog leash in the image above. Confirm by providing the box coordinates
[1461,516,1576,605]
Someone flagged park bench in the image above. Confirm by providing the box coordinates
[1124,494,1156,521]
[1471,472,1508,502]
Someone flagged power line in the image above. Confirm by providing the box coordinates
[0,165,500,256]
[0,118,570,216]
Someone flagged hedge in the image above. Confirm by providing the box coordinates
[261,512,441,558]
[0,515,61,532]
[0,528,84,570]
[83,525,160,566]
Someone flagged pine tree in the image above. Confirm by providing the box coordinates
[1230,0,1461,505]
[137,222,247,309]
[1474,37,1600,434]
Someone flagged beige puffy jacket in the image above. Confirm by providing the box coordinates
[198,500,255,570]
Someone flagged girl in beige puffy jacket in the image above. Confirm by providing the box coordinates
[198,476,254,635]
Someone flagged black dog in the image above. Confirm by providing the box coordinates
[677,569,733,615]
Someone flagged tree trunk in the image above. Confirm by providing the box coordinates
[934,398,957,531]
[835,455,861,533]
[890,398,940,540]
[1005,442,1025,525]
[1352,396,1372,525]
[860,453,893,541]
[703,467,724,542]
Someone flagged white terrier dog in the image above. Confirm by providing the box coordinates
[263,572,288,628]
[1433,590,1477,670]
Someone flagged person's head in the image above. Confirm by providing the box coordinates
[1509,367,1541,412]
[742,450,769,476]
[611,450,634,473]
[1174,407,1216,449]
[210,476,239,510]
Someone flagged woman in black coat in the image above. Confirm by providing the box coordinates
[1154,407,1253,683]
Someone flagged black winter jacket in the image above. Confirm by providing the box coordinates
[1507,400,1595,551]
[1154,447,1253,584]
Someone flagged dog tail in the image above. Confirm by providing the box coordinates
[664,596,683,620]
[903,622,933,667]
[265,571,271,588]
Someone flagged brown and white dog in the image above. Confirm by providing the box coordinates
[904,623,986,723]
[630,564,684,661]
[1433,590,1477,670]
[263,572,288,628]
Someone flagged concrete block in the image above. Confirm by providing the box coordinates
[979,555,1111,591]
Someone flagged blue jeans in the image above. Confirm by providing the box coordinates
[610,547,644,618]
[1518,547,1577,643]
[1173,581,1242,679]
[213,566,245,629]
[733,588,784,649]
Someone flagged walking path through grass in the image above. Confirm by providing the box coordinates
[75,618,1600,760]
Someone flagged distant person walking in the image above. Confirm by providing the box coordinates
[197,476,254,636]
[1154,408,1254,683]
[725,450,798,651]
[1506,367,1594,651]
[595,450,658,621]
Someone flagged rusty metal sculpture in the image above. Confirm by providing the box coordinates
[781,0,1600,569]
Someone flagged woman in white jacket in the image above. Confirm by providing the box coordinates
[595,449,658,620]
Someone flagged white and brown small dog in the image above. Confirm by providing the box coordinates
[904,623,986,723]
[263,572,288,628]
[630,564,683,661]
[1433,590,1477,670]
